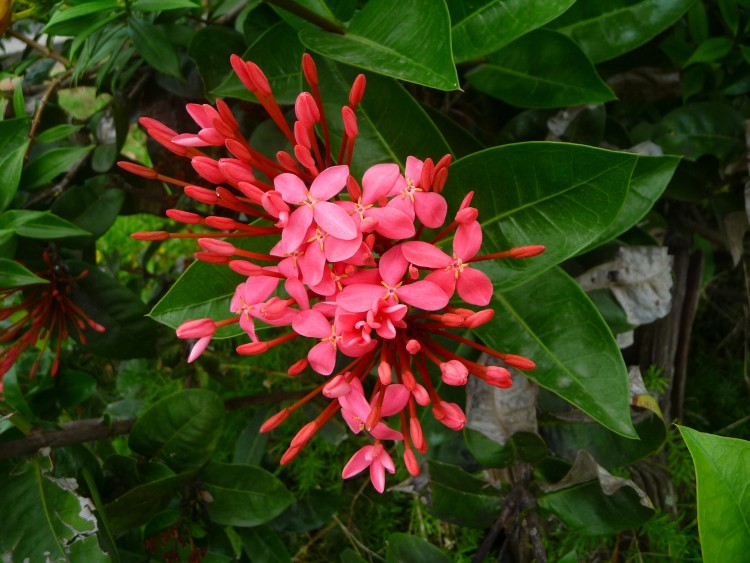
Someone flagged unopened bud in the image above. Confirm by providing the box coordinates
[323,374,351,398]
[290,421,317,448]
[204,216,238,230]
[302,53,319,87]
[342,106,358,138]
[117,161,158,179]
[191,156,225,184]
[131,231,169,241]
[346,176,362,200]
[260,409,290,432]
[432,167,448,193]
[510,245,546,259]
[195,251,230,264]
[166,209,202,224]
[404,448,420,476]
[294,121,311,149]
[485,366,512,388]
[465,309,494,328]
[198,238,236,255]
[279,445,302,465]
[185,185,219,205]
[176,318,216,339]
[229,260,264,276]
[294,145,317,172]
[295,91,320,127]
[405,339,421,354]
[365,404,381,431]
[413,384,430,406]
[440,313,464,327]
[236,341,270,355]
[349,74,366,108]
[502,354,536,370]
[455,207,478,224]
[440,359,468,386]
[420,158,434,191]
[410,417,426,453]
[378,361,392,385]
[246,61,272,96]
[287,358,309,376]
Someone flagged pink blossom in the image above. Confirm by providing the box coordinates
[386,156,447,228]
[342,443,395,493]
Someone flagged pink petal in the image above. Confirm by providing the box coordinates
[274,173,309,204]
[378,246,408,287]
[378,449,396,473]
[324,235,361,262]
[397,280,449,311]
[308,340,336,375]
[455,221,483,261]
[369,461,386,493]
[386,192,414,220]
[299,241,326,287]
[282,205,313,251]
[362,163,401,204]
[404,156,423,188]
[415,191,447,228]
[188,335,212,363]
[314,201,358,240]
[342,446,373,479]
[250,276,281,303]
[401,241,451,268]
[367,207,416,239]
[425,269,457,298]
[457,267,493,306]
[239,313,258,342]
[337,284,386,312]
[309,164,349,200]
[380,384,410,416]
[369,423,403,441]
[292,309,332,339]
[285,277,309,310]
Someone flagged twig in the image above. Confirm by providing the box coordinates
[7,29,71,67]
[332,515,385,562]
[263,0,345,34]
[26,69,73,157]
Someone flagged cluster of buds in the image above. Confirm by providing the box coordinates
[121,55,544,492]
[0,252,105,388]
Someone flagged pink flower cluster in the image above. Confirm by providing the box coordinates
[121,55,544,493]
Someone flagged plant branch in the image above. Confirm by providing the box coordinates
[7,29,71,67]
[263,0,345,34]
[26,69,73,157]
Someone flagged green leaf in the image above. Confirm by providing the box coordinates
[133,0,199,11]
[35,124,84,144]
[0,258,48,287]
[272,0,343,30]
[189,26,246,95]
[200,462,295,527]
[444,143,637,291]
[233,410,271,466]
[654,103,745,163]
[480,267,636,437]
[238,526,291,563]
[0,117,30,212]
[213,22,304,105]
[300,0,459,90]
[149,259,246,338]
[57,370,98,410]
[129,17,183,79]
[448,0,576,63]
[538,469,654,535]
[679,427,750,561]
[685,37,734,66]
[0,210,91,239]
[22,145,94,190]
[582,154,680,251]
[718,0,739,36]
[428,460,503,528]
[386,533,452,563]
[105,473,189,533]
[0,458,107,561]
[464,430,547,468]
[270,487,340,532]
[44,0,122,35]
[129,389,225,470]
[466,30,615,109]
[551,0,695,63]
[317,61,452,178]
[51,184,126,241]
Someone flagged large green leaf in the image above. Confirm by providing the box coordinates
[213,22,304,105]
[0,258,48,287]
[679,427,750,561]
[300,0,459,90]
[129,389,225,470]
[654,103,745,163]
[386,533,452,563]
[448,0,576,63]
[466,30,615,109]
[444,143,638,291]
[428,460,503,528]
[51,184,126,241]
[149,259,246,338]
[238,526,291,563]
[317,61,452,178]
[105,473,189,533]
[44,0,122,35]
[0,117,31,212]
[22,145,94,190]
[0,210,90,239]
[129,17,183,78]
[188,26,246,95]
[0,457,108,561]
[551,0,695,63]
[479,267,636,437]
[200,461,295,527]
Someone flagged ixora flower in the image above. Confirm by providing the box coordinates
[120,54,545,492]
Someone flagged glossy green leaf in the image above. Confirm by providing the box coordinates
[551,0,694,63]
[422,105,484,159]
[149,259,246,338]
[0,210,90,239]
[44,0,121,35]
[317,61,452,178]
[238,526,291,563]
[233,410,271,466]
[718,0,739,35]
[428,460,503,528]
[0,258,48,287]
[200,462,294,527]
[133,0,199,11]
[129,18,183,79]
[270,487,340,532]
[679,426,750,561]
[35,124,84,144]
[448,0,576,63]
[129,389,225,470]
[386,533,452,563]
[466,30,615,109]
[105,473,188,533]
[0,117,31,212]
[188,26,246,95]
[582,154,680,251]
[479,267,636,437]
[22,145,94,190]
[57,370,98,409]
[464,429,547,468]
[300,0,459,90]
[542,412,666,470]
[444,143,637,291]
[213,22,304,105]
[0,457,108,561]
[685,37,734,66]
[272,0,343,30]
[51,184,125,241]
[654,103,745,163]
